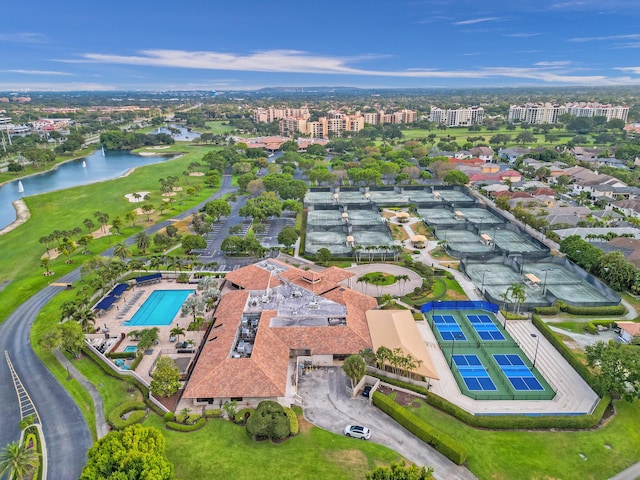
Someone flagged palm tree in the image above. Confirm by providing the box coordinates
[40,258,52,276]
[506,283,526,315]
[396,274,410,296]
[170,326,186,343]
[0,441,40,480]
[83,218,95,234]
[135,232,151,253]
[73,306,96,333]
[380,293,394,308]
[113,242,131,262]
[125,210,137,227]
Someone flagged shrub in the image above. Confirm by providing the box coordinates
[373,392,467,465]
[433,269,446,276]
[234,408,254,424]
[130,353,144,371]
[107,352,137,359]
[283,407,299,436]
[246,401,290,440]
[163,412,175,422]
[177,273,190,283]
[533,305,560,315]
[166,418,206,432]
[412,312,424,321]
[175,413,202,425]
[560,305,626,316]
[204,409,222,418]
[108,402,147,430]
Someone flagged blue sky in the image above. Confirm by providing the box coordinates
[2,0,640,91]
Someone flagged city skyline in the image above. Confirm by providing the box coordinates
[3,0,640,91]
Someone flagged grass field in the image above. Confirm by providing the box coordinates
[30,289,98,440]
[143,414,401,480]
[400,126,589,148]
[0,145,221,325]
[408,397,640,480]
[203,121,236,134]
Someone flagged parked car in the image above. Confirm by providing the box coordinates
[362,385,372,398]
[343,425,371,440]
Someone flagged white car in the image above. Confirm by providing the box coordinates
[343,425,371,440]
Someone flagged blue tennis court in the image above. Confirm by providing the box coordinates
[453,354,497,391]
[493,354,544,391]
[433,315,466,341]
[467,314,505,341]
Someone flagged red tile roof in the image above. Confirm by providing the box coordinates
[184,262,376,401]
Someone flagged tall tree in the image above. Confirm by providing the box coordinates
[342,354,367,387]
[586,341,640,401]
[135,232,151,253]
[80,425,173,480]
[150,356,182,398]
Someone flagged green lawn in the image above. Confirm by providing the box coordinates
[203,121,236,134]
[399,126,594,148]
[0,145,220,325]
[409,398,640,480]
[359,272,397,286]
[30,289,97,440]
[143,414,401,480]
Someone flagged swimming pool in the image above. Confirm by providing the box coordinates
[123,345,138,353]
[124,289,194,327]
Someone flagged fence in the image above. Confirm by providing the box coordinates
[421,300,499,314]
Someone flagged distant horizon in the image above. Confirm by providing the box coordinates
[3,0,640,91]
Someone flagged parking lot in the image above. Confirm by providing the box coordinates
[297,367,476,480]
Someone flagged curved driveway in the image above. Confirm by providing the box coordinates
[0,170,236,479]
[299,367,476,480]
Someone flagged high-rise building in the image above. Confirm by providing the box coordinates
[429,106,484,126]
[508,102,628,124]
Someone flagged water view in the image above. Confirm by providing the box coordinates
[0,149,178,230]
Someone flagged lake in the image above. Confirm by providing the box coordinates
[0,149,178,230]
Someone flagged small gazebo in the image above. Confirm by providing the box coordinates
[396,211,411,223]
[410,235,427,248]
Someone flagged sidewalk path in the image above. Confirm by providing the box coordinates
[54,350,109,439]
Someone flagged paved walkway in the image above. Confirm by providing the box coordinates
[343,264,422,297]
[54,350,109,439]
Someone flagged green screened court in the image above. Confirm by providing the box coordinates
[426,309,555,401]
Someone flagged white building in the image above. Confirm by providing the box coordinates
[429,106,484,127]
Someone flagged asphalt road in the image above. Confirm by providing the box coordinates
[0,170,237,480]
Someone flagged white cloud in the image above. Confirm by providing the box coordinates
[0,32,47,44]
[569,34,640,42]
[4,69,74,76]
[503,33,541,38]
[615,67,640,74]
[453,17,499,25]
[0,82,114,91]
[59,48,640,86]
[534,61,572,66]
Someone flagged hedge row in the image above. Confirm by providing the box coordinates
[534,304,626,316]
[106,352,137,359]
[531,314,601,395]
[175,413,202,425]
[426,389,610,430]
[373,392,467,465]
[166,418,206,432]
[283,407,298,436]
[371,370,610,430]
[562,305,626,316]
[108,402,147,430]
[204,409,222,418]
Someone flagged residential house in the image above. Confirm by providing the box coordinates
[470,146,494,162]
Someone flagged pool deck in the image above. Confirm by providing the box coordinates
[89,280,207,384]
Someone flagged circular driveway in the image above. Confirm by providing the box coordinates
[343,264,422,296]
